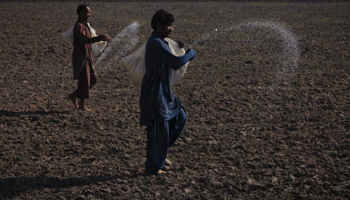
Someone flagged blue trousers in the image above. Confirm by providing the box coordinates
[145,107,187,175]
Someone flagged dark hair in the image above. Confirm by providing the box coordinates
[77,4,89,16]
[151,9,175,30]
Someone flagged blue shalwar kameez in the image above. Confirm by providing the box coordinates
[140,32,196,174]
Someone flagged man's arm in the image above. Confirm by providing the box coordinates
[157,40,196,70]
[75,23,111,44]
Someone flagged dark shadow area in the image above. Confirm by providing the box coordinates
[0,110,70,117]
[0,173,144,199]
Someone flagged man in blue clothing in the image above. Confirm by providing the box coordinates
[140,9,196,175]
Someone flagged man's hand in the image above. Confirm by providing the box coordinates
[100,34,112,41]
[177,40,185,49]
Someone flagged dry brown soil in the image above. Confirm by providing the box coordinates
[0,2,349,199]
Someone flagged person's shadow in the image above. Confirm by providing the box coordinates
[0,173,143,199]
[0,109,147,198]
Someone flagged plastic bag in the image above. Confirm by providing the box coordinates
[62,23,107,57]
[121,38,189,86]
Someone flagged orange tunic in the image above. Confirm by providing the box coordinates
[72,19,99,99]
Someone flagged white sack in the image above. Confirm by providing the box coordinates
[62,25,74,47]
[87,23,107,57]
[62,23,107,57]
[121,38,189,86]
[121,42,147,82]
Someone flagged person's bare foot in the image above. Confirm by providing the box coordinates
[68,93,78,108]
[162,165,171,171]
[79,99,92,112]
[165,158,172,166]
[79,106,92,112]
[143,169,166,176]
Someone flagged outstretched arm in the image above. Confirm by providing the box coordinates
[75,23,111,44]
[161,43,196,70]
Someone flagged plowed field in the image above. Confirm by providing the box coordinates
[0,2,349,199]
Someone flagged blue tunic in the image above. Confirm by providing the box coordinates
[140,32,196,126]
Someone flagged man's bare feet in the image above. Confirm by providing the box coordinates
[79,99,92,112]
[79,106,92,112]
[162,165,171,171]
[165,158,172,166]
[143,169,166,176]
[68,93,78,108]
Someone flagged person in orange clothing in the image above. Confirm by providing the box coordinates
[69,4,111,111]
